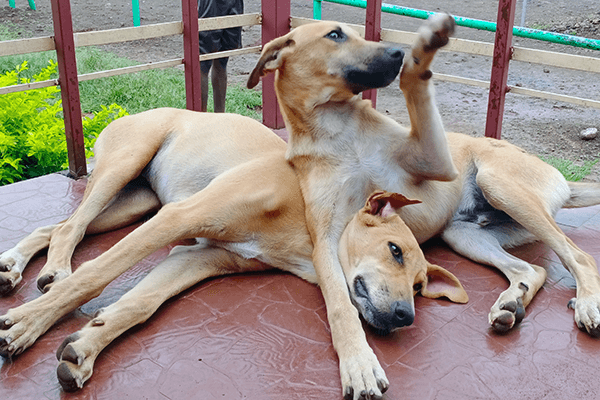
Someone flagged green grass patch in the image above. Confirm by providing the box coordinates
[540,156,599,182]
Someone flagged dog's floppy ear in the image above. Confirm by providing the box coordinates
[421,263,469,303]
[365,191,421,218]
[247,34,295,89]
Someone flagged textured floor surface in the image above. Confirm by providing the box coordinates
[1,169,600,400]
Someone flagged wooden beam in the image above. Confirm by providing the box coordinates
[363,0,382,106]
[485,0,517,139]
[52,0,87,178]
[261,0,290,129]
[182,0,202,111]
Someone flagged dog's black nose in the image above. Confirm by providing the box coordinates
[385,47,405,62]
[391,301,414,327]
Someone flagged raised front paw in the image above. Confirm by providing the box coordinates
[0,250,24,295]
[340,349,388,400]
[568,294,600,337]
[401,13,456,87]
[418,13,456,53]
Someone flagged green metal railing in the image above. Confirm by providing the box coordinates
[8,0,36,10]
[312,0,600,51]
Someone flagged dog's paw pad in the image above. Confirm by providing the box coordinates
[491,312,515,333]
[423,14,455,52]
[57,362,83,392]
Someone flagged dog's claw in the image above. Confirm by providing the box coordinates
[57,362,83,392]
[37,273,55,293]
[571,293,600,337]
[344,386,353,400]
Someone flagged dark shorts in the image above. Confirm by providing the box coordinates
[198,0,243,72]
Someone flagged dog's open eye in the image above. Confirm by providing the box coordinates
[388,242,403,264]
[325,29,346,42]
[413,283,423,292]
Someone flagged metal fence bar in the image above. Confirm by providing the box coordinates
[132,0,141,27]
[51,0,87,178]
[261,0,290,129]
[362,0,382,106]
[485,0,517,139]
[314,0,322,19]
[182,0,202,111]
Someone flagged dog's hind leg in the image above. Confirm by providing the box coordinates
[35,116,167,293]
[442,223,547,333]
[397,13,458,181]
[475,168,600,336]
[55,244,264,391]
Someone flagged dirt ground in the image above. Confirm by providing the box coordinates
[2,0,600,180]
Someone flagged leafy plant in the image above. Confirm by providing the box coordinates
[0,60,127,185]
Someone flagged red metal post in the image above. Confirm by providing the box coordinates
[182,0,202,111]
[261,0,290,129]
[51,0,86,177]
[363,0,382,107]
[485,0,517,139]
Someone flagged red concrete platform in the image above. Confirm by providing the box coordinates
[1,172,600,399]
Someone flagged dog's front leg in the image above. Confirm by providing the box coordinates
[312,237,388,400]
[55,244,265,391]
[300,176,388,400]
[397,13,458,182]
[0,224,59,294]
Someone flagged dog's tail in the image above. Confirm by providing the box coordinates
[563,181,600,208]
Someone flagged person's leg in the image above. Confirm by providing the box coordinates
[211,58,229,113]
[200,60,212,112]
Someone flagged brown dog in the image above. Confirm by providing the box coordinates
[246,13,600,399]
[2,14,600,400]
[0,16,469,399]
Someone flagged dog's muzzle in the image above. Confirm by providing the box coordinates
[353,276,415,335]
[343,47,405,94]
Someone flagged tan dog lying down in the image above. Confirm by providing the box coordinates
[1,14,600,400]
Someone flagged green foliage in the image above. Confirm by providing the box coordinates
[540,156,599,182]
[0,60,127,186]
[0,27,262,185]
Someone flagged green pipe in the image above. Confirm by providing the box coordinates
[314,0,322,20]
[314,0,600,51]
[132,0,141,27]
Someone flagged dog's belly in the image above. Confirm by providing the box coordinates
[449,170,534,248]
[191,238,316,281]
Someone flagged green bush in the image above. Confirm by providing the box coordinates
[0,60,127,185]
